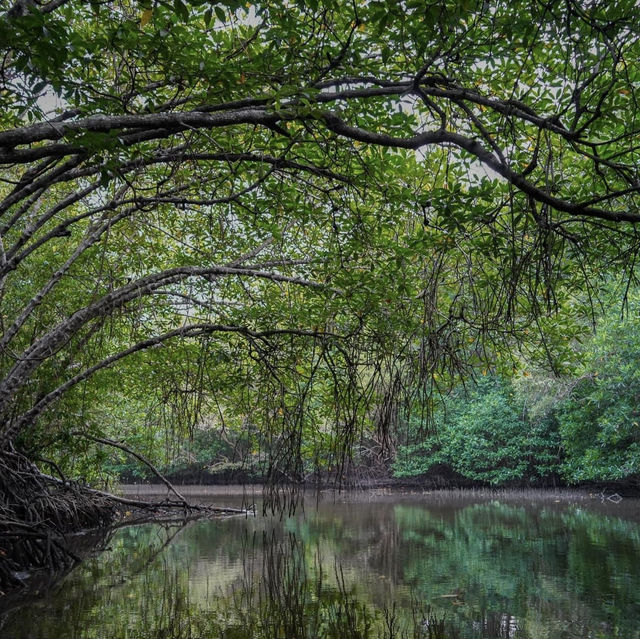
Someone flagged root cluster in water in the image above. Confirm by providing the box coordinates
[0,446,116,592]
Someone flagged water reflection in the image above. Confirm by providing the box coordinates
[1,494,640,638]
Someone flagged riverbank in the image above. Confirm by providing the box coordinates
[117,482,640,522]
[119,468,640,498]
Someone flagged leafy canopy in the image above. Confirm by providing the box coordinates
[0,0,639,478]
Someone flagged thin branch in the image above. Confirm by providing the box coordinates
[75,432,189,506]
[5,322,341,439]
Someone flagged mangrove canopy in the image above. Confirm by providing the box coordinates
[1,0,640,587]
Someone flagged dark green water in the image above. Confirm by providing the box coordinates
[1,490,640,638]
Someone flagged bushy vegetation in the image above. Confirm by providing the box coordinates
[393,376,562,485]
[557,299,640,483]
[394,295,640,487]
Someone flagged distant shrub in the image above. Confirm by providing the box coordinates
[556,303,640,482]
[393,376,562,485]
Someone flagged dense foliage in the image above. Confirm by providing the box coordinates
[394,292,640,486]
[1,0,640,489]
[557,298,640,483]
[393,376,562,485]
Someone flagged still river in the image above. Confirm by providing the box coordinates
[1,487,639,638]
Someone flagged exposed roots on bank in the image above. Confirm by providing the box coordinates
[0,446,247,594]
[0,446,116,592]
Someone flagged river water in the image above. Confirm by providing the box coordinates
[1,487,639,638]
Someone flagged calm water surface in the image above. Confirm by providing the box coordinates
[1,488,639,638]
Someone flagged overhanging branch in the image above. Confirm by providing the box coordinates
[5,322,342,440]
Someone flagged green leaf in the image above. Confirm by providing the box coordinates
[173,0,189,22]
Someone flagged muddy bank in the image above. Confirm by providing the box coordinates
[122,463,640,498]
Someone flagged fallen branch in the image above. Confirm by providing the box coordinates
[74,432,189,506]
[85,486,251,515]
[34,467,251,515]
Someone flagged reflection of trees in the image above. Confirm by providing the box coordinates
[3,521,405,639]
[471,611,518,638]
[4,500,640,638]
[0,523,188,637]
[0,526,110,622]
[386,503,640,638]
[289,500,640,638]
[296,502,402,571]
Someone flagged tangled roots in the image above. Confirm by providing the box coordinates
[0,446,116,592]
